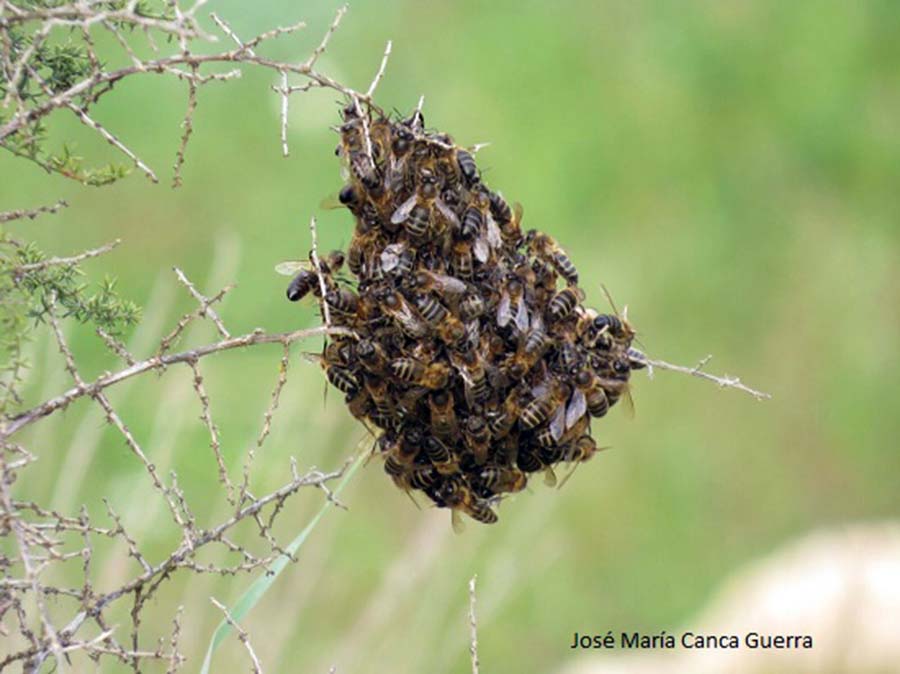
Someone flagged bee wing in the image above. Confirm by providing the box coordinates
[319,193,343,210]
[391,194,418,225]
[380,243,404,272]
[543,465,558,488]
[530,311,545,334]
[549,403,566,442]
[512,202,524,226]
[451,509,466,534]
[275,260,310,275]
[515,299,530,333]
[473,237,490,263]
[566,389,587,430]
[496,291,512,327]
[435,198,459,227]
[485,214,503,249]
[430,272,467,295]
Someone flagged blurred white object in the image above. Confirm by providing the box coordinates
[559,523,900,674]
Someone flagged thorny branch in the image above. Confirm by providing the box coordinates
[640,353,772,401]
[468,575,480,674]
[0,260,357,672]
[211,598,263,674]
[1,2,391,183]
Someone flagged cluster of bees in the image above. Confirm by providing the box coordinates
[281,103,644,527]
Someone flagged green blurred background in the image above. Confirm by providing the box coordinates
[3,0,900,672]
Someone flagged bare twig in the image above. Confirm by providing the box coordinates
[640,353,772,401]
[468,575,479,674]
[210,598,263,674]
[366,40,393,98]
[0,199,68,223]
[2,324,353,439]
[308,216,331,327]
[11,239,121,275]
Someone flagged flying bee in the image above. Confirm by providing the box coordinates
[379,290,428,338]
[547,286,585,323]
[390,358,450,389]
[277,249,344,302]
[497,278,529,333]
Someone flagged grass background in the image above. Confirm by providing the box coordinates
[3,0,900,672]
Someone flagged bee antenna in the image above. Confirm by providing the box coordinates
[600,283,622,318]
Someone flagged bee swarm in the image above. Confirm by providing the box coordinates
[287,103,643,525]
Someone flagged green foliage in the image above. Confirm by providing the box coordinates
[0,232,140,414]
[0,0,172,185]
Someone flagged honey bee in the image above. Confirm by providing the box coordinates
[277,250,344,302]
[547,287,585,323]
[356,339,388,375]
[325,288,359,315]
[379,290,428,338]
[325,365,360,395]
[390,358,450,389]
[456,149,479,186]
[450,350,490,407]
[423,434,459,475]
[489,192,523,247]
[449,238,474,279]
[428,390,459,440]
[391,168,458,238]
[477,466,527,494]
[364,375,394,428]
[461,205,483,240]
[573,369,611,418]
[338,117,379,190]
[436,476,497,530]
[505,328,552,380]
[520,378,569,438]
[463,415,491,464]
[379,242,414,275]
[412,270,468,298]
[458,292,486,321]
[496,278,529,333]
[525,230,579,286]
